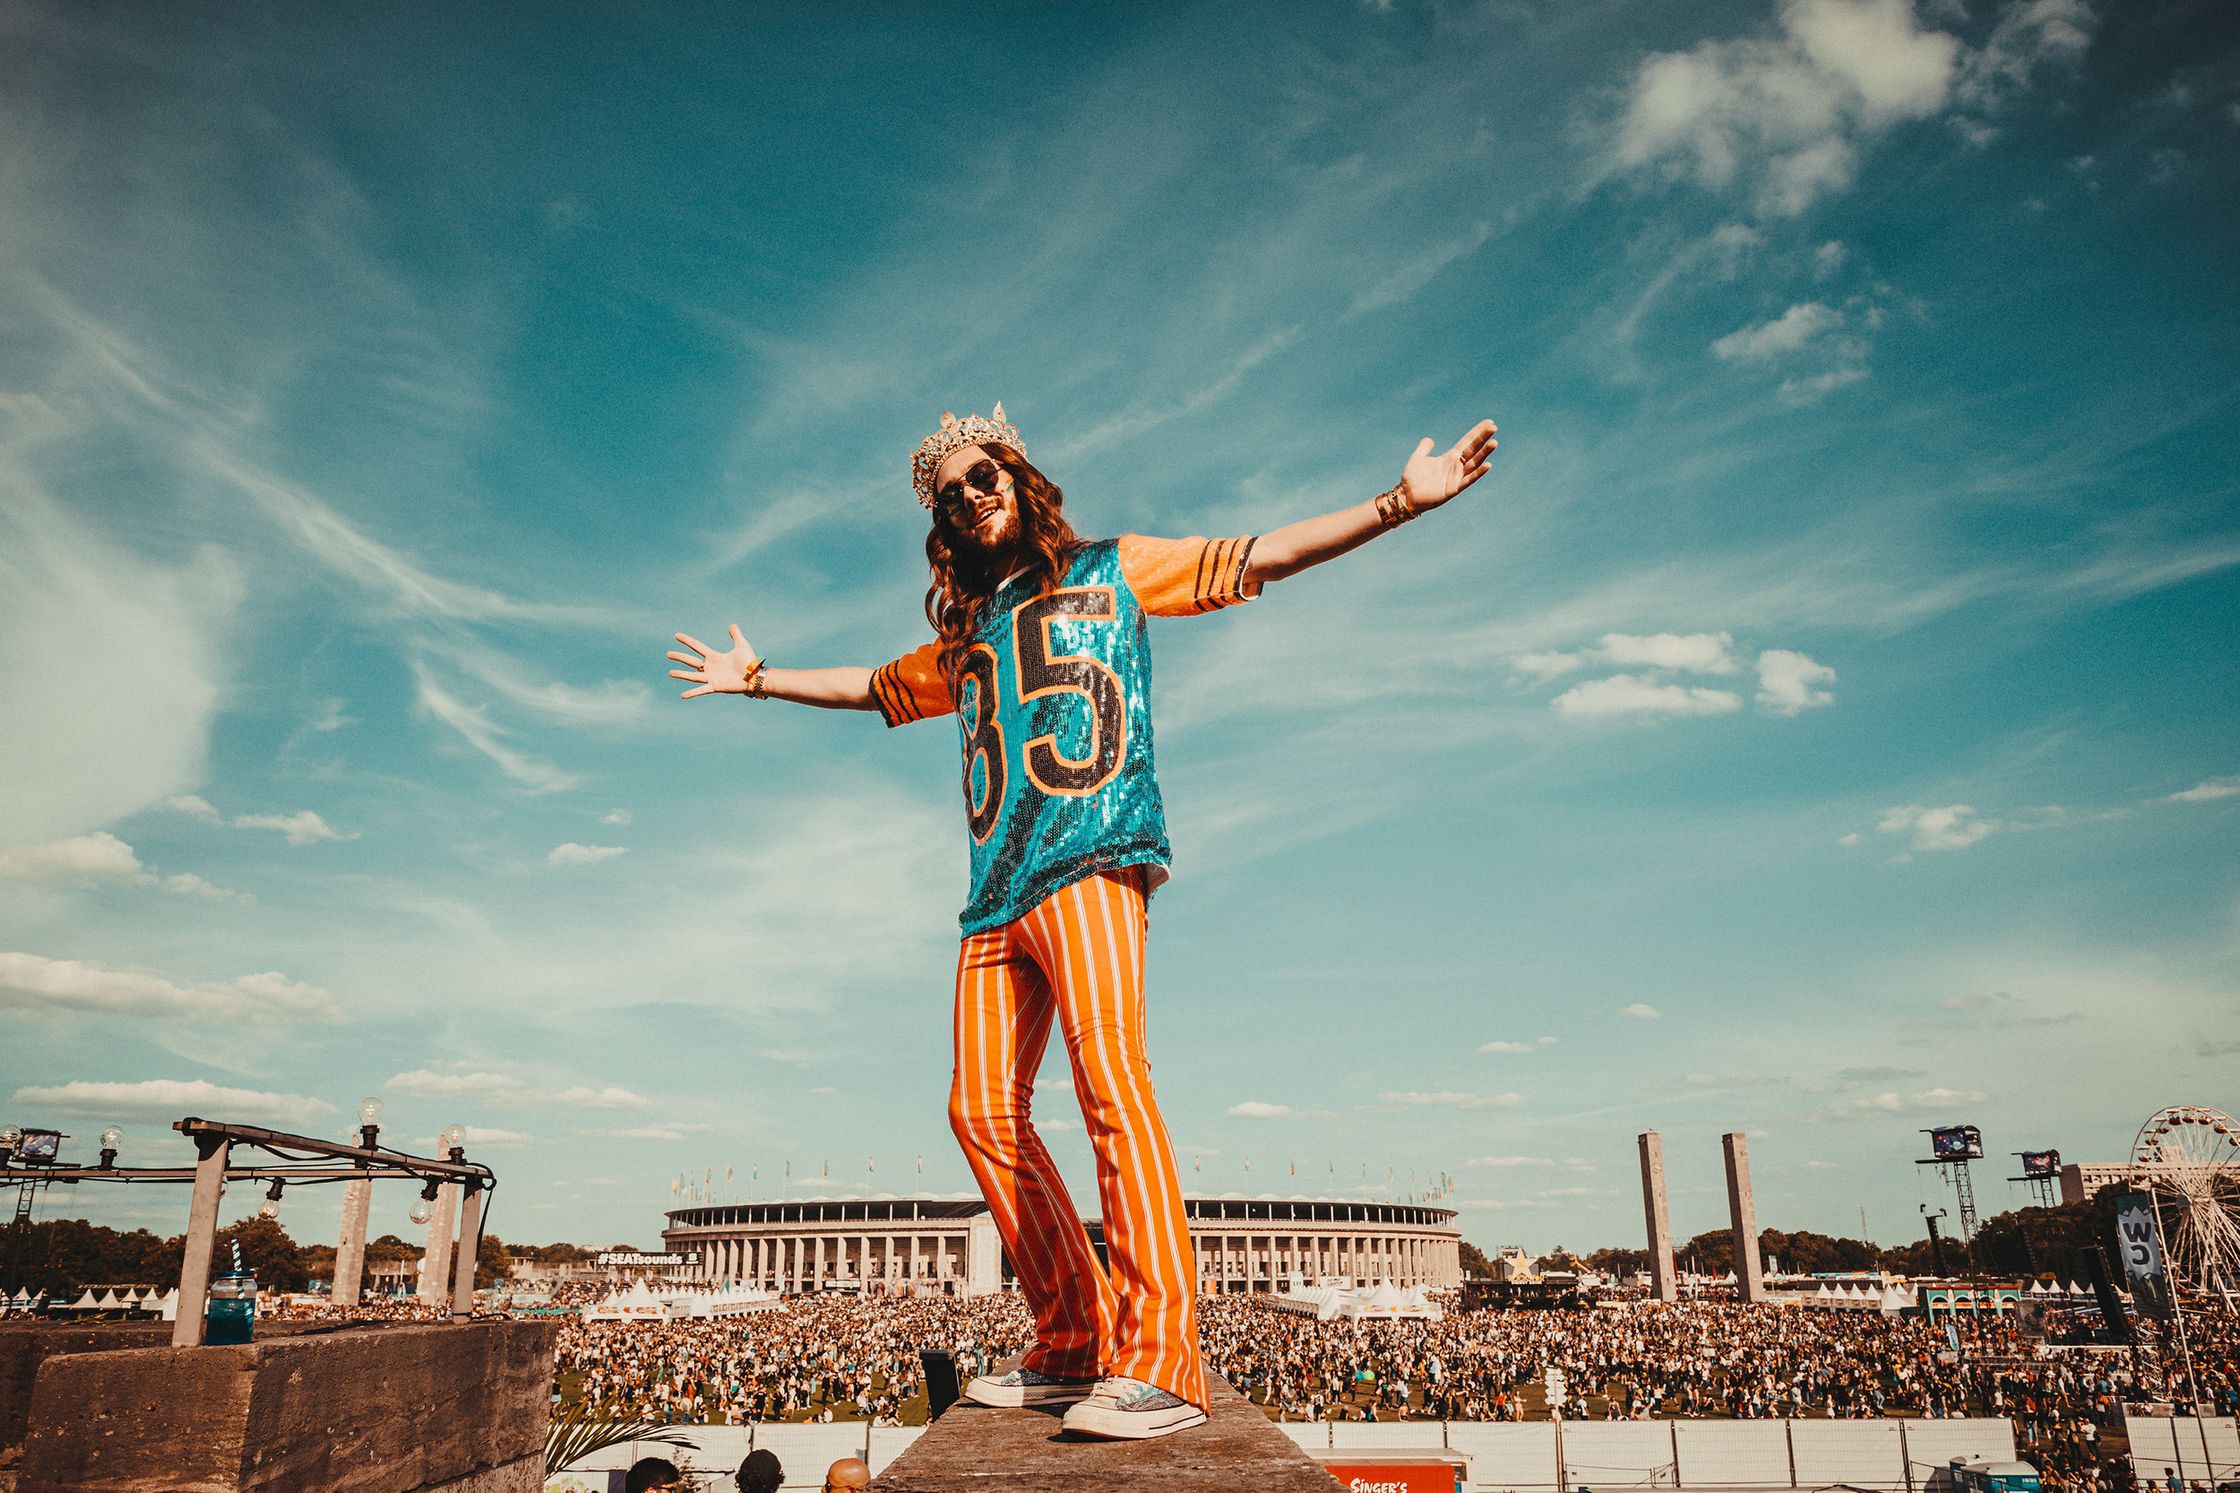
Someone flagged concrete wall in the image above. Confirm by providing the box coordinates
[0,1323,169,1454]
[17,1318,557,1493]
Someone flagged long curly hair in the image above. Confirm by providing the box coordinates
[924,449,1084,680]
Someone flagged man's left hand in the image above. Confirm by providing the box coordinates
[1400,419,1498,512]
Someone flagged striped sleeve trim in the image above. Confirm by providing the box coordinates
[869,662,920,728]
[1191,536,1259,613]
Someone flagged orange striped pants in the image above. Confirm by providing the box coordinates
[947,868,1205,1409]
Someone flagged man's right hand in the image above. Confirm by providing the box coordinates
[668,625,759,699]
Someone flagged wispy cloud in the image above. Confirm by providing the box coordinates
[13,1078,336,1129]
[409,661,582,793]
[0,951,342,1023]
[163,795,353,846]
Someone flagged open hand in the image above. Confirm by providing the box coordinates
[1399,419,1497,513]
[668,625,758,699]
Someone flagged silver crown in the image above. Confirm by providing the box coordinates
[911,403,1026,509]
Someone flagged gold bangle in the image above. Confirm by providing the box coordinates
[1374,485,1418,529]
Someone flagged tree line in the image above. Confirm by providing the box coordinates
[0,1216,633,1297]
[1482,1192,2132,1283]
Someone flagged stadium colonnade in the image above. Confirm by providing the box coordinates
[659,1194,1463,1296]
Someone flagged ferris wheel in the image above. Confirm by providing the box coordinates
[2130,1105,2240,1298]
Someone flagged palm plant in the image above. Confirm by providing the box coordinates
[545,1402,697,1477]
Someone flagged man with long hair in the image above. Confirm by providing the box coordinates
[668,403,1495,1439]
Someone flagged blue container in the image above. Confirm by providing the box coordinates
[205,1270,257,1345]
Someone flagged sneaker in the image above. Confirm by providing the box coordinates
[1060,1376,1209,1440]
[961,1356,1098,1408]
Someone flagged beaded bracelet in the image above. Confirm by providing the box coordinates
[742,659,770,699]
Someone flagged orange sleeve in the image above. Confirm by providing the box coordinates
[869,643,953,728]
[1115,534,1262,618]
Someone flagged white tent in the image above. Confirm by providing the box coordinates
[94,1289,123,1311]
[67,1290,100,1312]
[157,1289,179,1322]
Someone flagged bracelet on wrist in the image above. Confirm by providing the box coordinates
[742,660,770,699]
[1374,485,1419,529]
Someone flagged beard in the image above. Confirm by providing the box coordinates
[952,503,1020,561]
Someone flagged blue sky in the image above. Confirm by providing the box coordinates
[2,0,2234,1260]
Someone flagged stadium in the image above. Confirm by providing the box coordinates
[660,1194,1463,1297]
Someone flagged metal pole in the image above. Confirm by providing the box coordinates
[449,1182,483,1318]
[334,1176,371,1307]
[172,1135,231,1347]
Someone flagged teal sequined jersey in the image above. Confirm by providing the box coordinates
[871,534,1258,935]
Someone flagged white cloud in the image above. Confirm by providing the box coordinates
[1777,366,1872,405]
[1876,803,1998,851]
[610,1123,714,1141]
[1511,649,1588,680]
[1460,1154,1595,1170]
[414,1126,532,1150]
[1713,303,1843,361]
[0,952,342,1023]
[0,492,240,845]
[1601,631,1740,673]
[1755,649,1837,713]
[385,1069,518,1099]
[1552,674,1742,718]
[384,1069,650,1109]
[547,843,628,867]
[2166,777,2240,803]
[1478,1040,1534,1054]
[233,810,347,846]
[160,873,251,902]
[1227,1100,1295,1119]
[161,796,351,845]
[1602,0,1964,216]
[1377,1090,1526,1110]
[1958,0,2096,109]
[1832,1085,1987,1116]
[548,1086,651,1109]
[0,832,147,883]
[1621,1002,1662,1020]
[601,809,633,825]
[13,1078,335,1128]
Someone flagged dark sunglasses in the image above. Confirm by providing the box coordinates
[935,460,1009,517]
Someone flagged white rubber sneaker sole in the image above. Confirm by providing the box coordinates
[1060,1398,1209,1439]
[962,1373,1097,1408]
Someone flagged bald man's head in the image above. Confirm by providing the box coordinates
[822,1457,872,1492]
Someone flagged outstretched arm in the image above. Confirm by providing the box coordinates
[1243,419,1496,587]
[667,625,878,710]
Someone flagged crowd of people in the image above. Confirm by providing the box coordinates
[539,1287,2239,1491]
[554,1295,1031,1428]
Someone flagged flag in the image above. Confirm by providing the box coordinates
[916,1155,924,1175]
[821,1157,829,1179]
[726,1166,734,1183]
[1289,1158,1296,1178]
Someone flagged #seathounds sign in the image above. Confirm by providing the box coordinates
[594,1250,697,1267]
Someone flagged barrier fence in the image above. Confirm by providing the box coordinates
[543,1414,2035,1492]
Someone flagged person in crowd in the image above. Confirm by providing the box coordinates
[822,1456,873,1492]
[625,1457,683,1493]
[735,1447,784,1493]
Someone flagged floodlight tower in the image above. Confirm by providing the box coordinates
[2010,1148,2061,1209]
[1917,1125,1984,1244]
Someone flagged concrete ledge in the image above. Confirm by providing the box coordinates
[17,1318,557,1493]
[871,1376,1341,1491]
